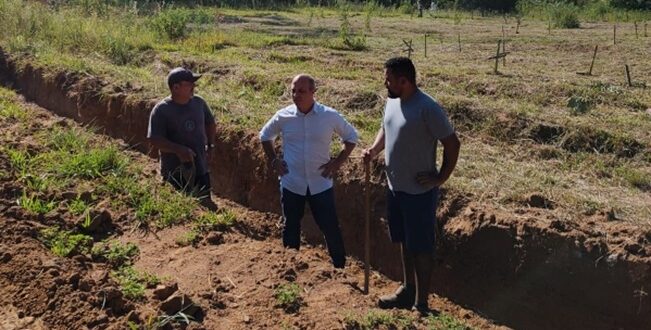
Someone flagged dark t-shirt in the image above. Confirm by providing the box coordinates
[147,96,214,176]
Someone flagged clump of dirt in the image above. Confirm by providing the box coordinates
[344,91,381,111]
[560,126,645,157]
[529,123,566,144]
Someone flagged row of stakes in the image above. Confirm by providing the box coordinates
[401,21,647,86]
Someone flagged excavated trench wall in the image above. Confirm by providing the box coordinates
[2,51,650,329]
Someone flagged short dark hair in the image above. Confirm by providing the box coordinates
[384,57,416,84]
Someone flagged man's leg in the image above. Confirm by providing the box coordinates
[195,173,218,211]
[378,190,416,309]
[402,188,439,313]
[307,188,346,268]
[413,252,434,310]
[281,188,305,250]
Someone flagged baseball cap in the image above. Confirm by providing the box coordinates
[167,67,202,88]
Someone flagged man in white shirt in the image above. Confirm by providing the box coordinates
[259,74,358,268]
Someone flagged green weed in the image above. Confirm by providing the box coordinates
[68,198,90,216]
[175,230,200,246]
[426,312,471,330]
[40,227,93,257]
[91,240,139,267]
[567,95,594,115]
[6,148,31,177]
[274,283,303,313]
[112,266,160,300]
[18,193,57,214]
[343,309,416,329]
[0,99,26,120]
[194,209,237,232]
[615,166,651,192]
[56,147,128,179]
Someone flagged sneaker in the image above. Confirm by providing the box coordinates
[378,285,415,309]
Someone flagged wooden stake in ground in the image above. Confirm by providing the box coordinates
[625,64,632,87]
[588,45,598,76]
[363,161,371,295]
[494,40,502,74]
[458,33,461,52]
[645,22,648,37]
[635,22,639,39]
[424,34,427,58]
[402,39,414,58]
[502,38,506,67]
[614,24,617,45]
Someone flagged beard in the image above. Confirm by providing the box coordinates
[387,88,400,99]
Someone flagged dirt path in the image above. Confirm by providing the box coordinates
[0,90,502,329]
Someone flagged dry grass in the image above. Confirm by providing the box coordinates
[1,2,649,224]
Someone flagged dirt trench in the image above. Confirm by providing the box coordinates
[2,49,651,329]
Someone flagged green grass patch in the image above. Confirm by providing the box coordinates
[426,312,471,330]
[615,166,651,192]
[194,209,237,232]
[68,198,90,216]
[18,193,57,214]
[40,227,93,257]
[175,230,200,247]
[102,175,196,229]
[274,283,303,313]
[91,240,139,267]
[112,266,160,300]
[54,146,128,179]
[343,309,416,329]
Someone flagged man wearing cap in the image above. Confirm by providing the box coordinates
[147,67,217,208]
[259,74,358,268]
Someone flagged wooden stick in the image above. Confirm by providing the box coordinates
[494,40,501,74]
[645,22,648,37]
[363,161,371,295]
[625,64,632,87]
[588,45,598,76]
[614,24,617,45]
[458,33,461,52]
[635,22,638,39]
[424,34,427,58]
[502,38,506,66]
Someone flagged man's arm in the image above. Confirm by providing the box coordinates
[416,133,461,188]
[261,140,288,175]
[362,127,385,164]
[320,141,356,178]
[205,120,217,147]
[148,136,196,163]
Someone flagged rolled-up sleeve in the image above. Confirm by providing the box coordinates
[334,112,358,144]
[259,113,281,142]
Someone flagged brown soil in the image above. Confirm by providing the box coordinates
[2,49,651,329]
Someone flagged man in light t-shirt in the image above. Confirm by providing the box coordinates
[363,57,461,314]
[259,74,358,269]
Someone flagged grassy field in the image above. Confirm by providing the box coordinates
[1,0,650,224]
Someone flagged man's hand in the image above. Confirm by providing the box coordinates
[319,158,343,178]
[416,171,444,189]
[362,148,377,164]
[270,158,289,176]
[176,147,196,163]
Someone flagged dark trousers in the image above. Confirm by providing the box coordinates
[281,187,346,268]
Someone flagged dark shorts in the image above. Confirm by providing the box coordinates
[387,188,439,254]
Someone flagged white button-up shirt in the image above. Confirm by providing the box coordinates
[259,102,358,196]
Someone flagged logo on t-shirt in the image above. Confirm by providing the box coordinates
[184,120,196,132]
